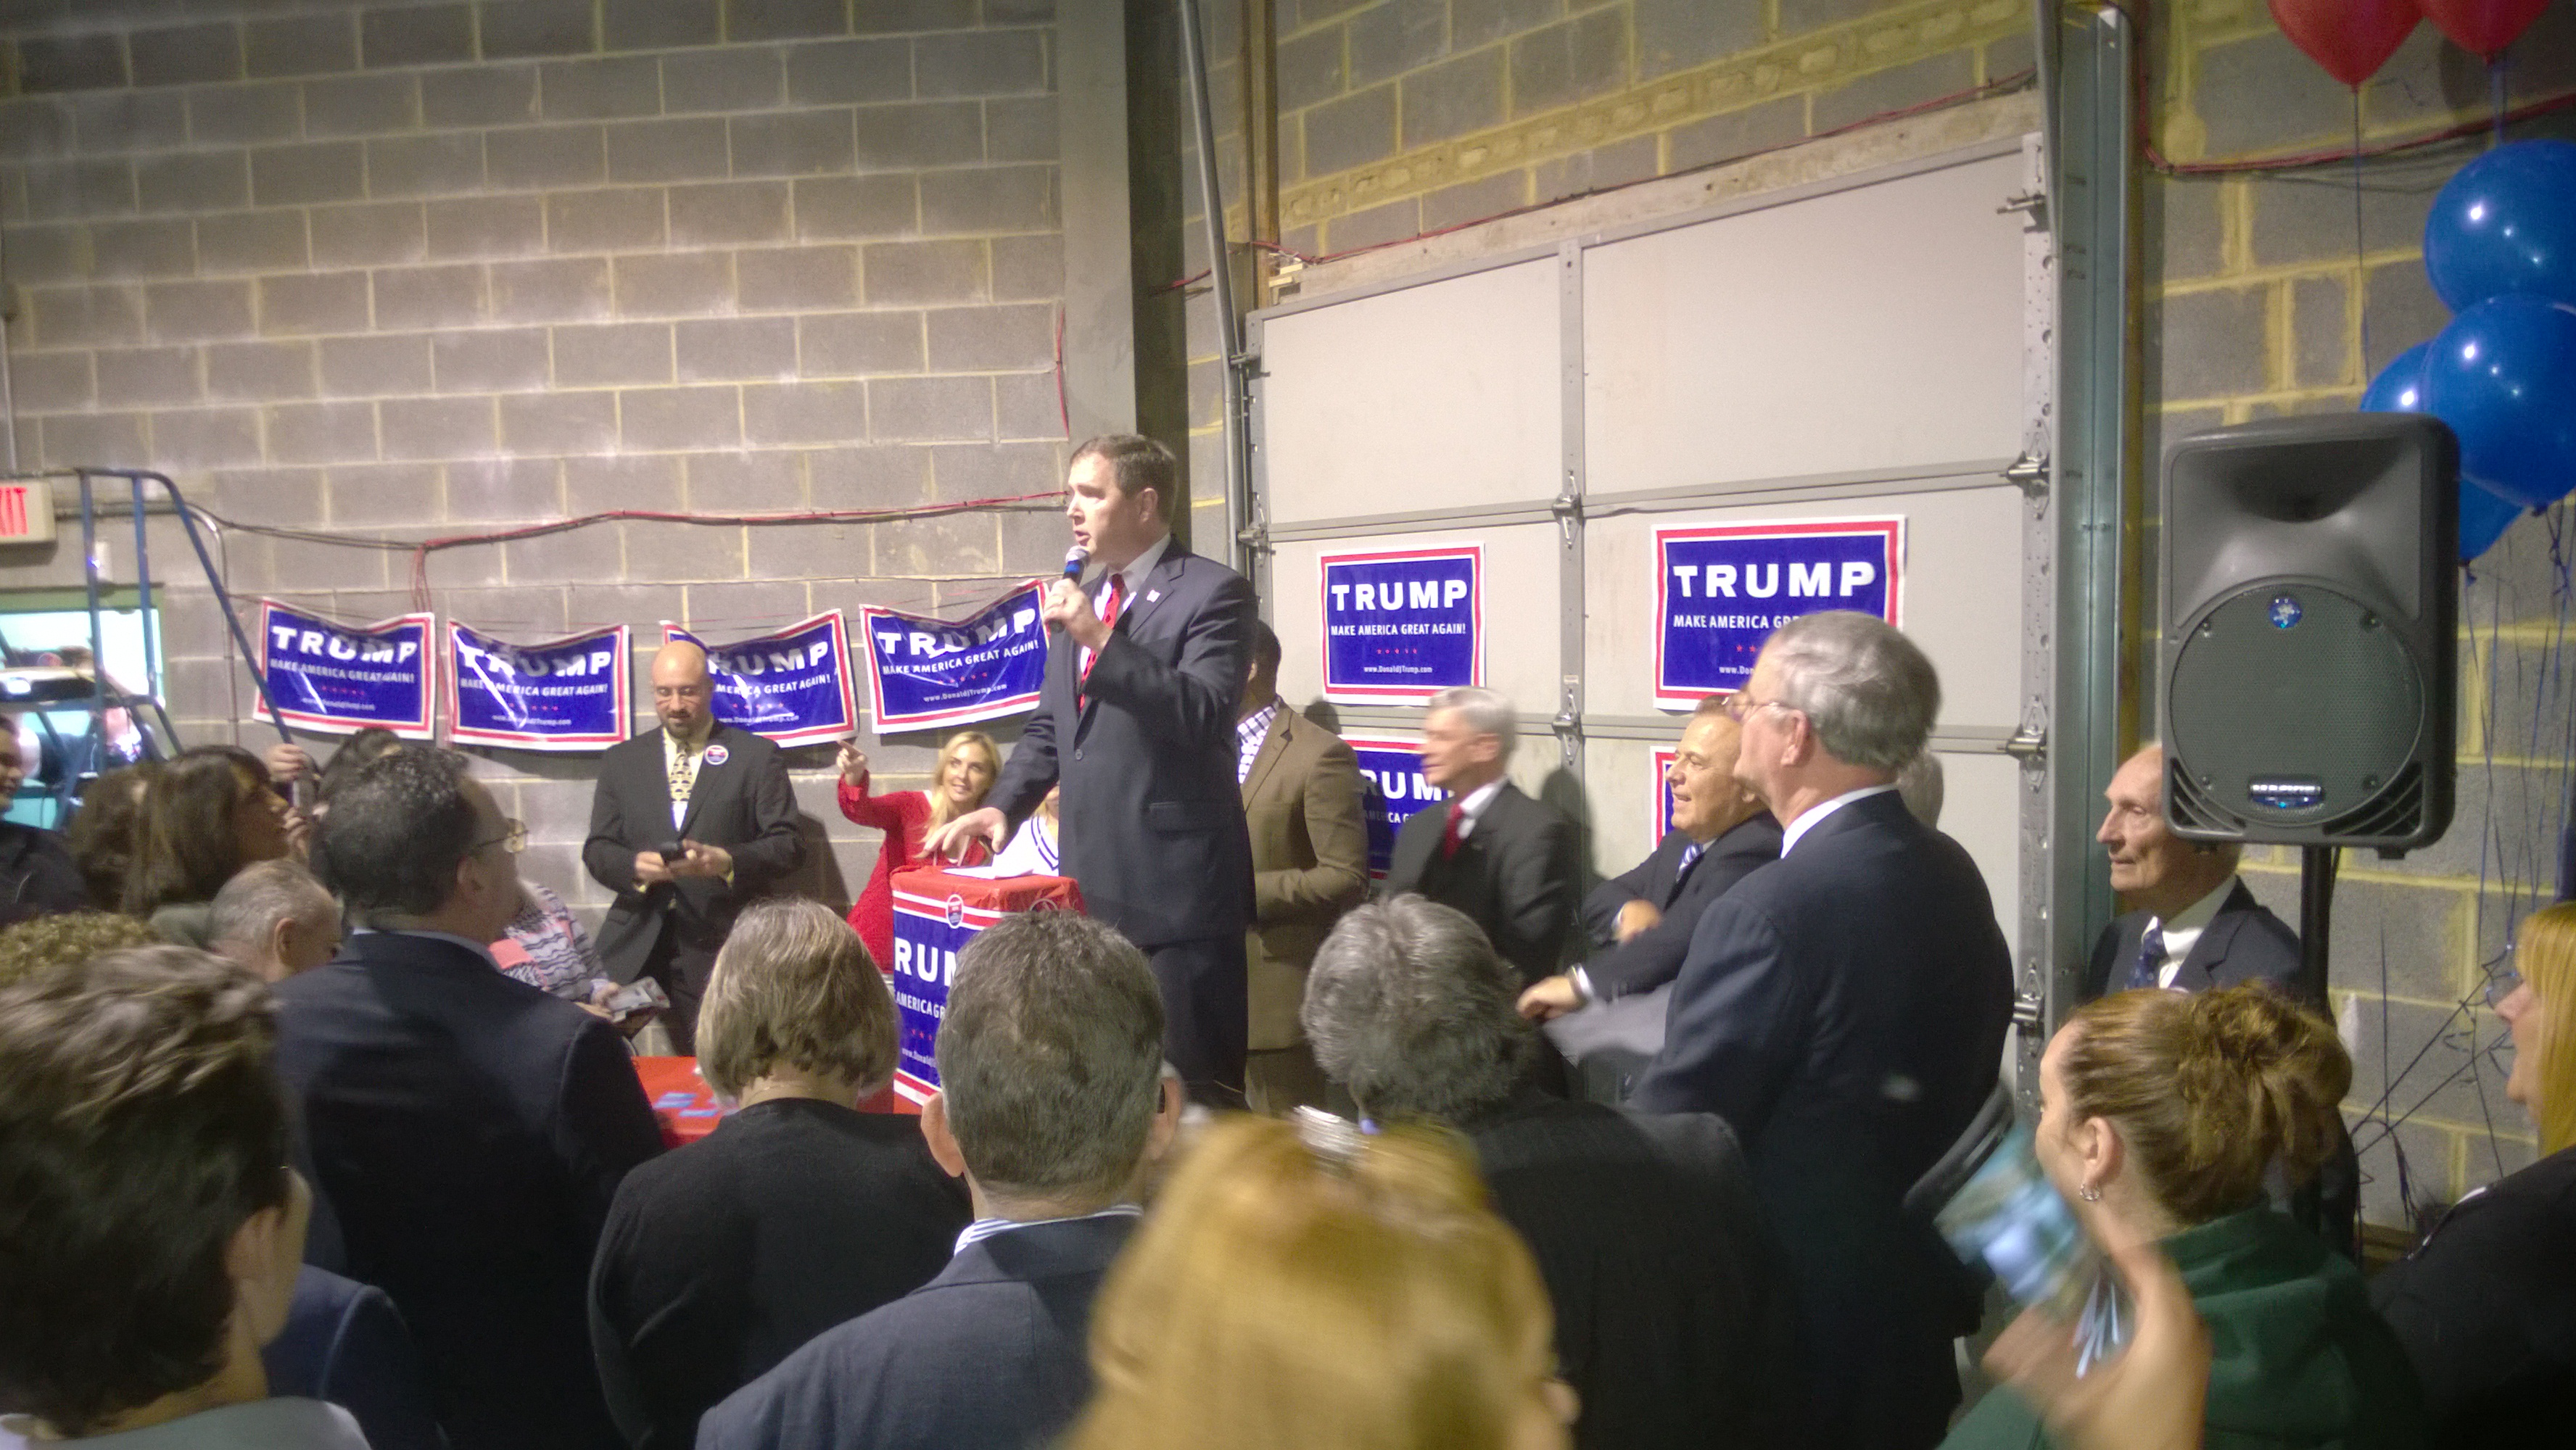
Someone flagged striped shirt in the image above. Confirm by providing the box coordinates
[954,1203,1142,1256]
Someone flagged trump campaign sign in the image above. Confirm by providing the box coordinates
[445,623,630,752]
[859,582,1047,732]
[257,602,435,739]
[664,612,858,747]
[1654,516,1903,708]
[1320,546,1482,703]
[1347,734,1437,879]
[1652,745,1678,843]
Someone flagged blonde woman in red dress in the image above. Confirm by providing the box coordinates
[835,732,1000,966]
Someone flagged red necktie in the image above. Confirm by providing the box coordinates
[1078,575,1124,710]
[1440,797,1466,860]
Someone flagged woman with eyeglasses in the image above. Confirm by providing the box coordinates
[2369,901,2576,1446]
[124,745,302,948]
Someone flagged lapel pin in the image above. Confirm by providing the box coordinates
[702,744,729,766]
[1146,589,1162,603]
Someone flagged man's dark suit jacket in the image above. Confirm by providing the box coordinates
[582,721,804,986]
[695,1214,1134,1450]
[1580,812,1783,1000]
[1633,790,2012,1449]
[267,1266,448,1450]
[272,932,667,1450]
[988,539,1256,948]
[1467,1090,1805,1450]
[1383,782,1580,985]
[2085,879,2300,1000]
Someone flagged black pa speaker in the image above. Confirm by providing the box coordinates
[2159,414,2459,852]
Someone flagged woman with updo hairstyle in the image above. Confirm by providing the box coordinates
[1941,982,2424,1450]
[2370,901,2576,1446]
[123,745,298,948]
[1067,1114,1578,1450]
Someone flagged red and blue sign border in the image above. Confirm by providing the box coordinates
[1651,515,1905,711]
[857,579,1049,733]
[443,621,631,752]
[1318,543,1485,705]
[661,610,859,748]
[255,600,437,740]
[888,885,1009,1105]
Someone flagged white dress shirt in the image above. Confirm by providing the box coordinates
[2144,874,2241,989]
[1779,783,1902,856]
[1447,776,1507,842]
[1079,531,1172,677]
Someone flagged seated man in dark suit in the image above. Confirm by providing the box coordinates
[278,748,666,1450]
[1302,895,1803,1450]
[1634,611,2012,1449]
[698,911,1186,1450]
[1382,687,1579,985]
[2089,741,2298,998]
[1517,694,1780,1020]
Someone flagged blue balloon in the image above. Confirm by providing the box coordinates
[2360,341,2433,413]
[2424,140,2576,312]
[2459,478,2524,563]
[2419,294,2576,508]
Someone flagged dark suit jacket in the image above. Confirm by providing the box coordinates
[1633,790,2012,1449]
[2086,879,2301,1000]
[272,932,667,1450]
[0,821,86,925]
[588,1098,970,1450]
[1467,1091,1806,1450]
[582,722,804,985]
[988,539,1256,948]
[1241,704,1368,1051]
[1383,781,1580,985]
[267,1266,449,1450]
[1580,812,1783,1000]
[695,1214,1134,1450]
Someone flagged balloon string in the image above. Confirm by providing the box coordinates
[2352,86,2370,379]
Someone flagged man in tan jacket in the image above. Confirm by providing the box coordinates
[1234,621,1368,1113]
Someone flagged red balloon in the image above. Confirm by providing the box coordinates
[2419,0,2554,57]
[2270,0,2424,87]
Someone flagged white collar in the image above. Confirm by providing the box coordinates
[954,1202,1141,1255]
[1449,776,1507,837]
[1779,783,1901,857]
[1094,532,1173,596]
[2144,874,2240,985]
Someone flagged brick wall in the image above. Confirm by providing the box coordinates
[2144,1,2576,1226]
[0,0,1068,919]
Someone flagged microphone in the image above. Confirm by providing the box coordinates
[1062,546,1089,581]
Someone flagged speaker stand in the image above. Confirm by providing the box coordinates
[2296,846,2339,1014]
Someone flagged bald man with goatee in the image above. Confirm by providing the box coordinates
[585,640,805,1051]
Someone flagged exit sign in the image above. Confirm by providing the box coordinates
[0,481,56,544]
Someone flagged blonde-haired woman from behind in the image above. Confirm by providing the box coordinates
[2371,900,2576,1448]
[1941,982,2424,1450]
[1067,1114,1578,1450]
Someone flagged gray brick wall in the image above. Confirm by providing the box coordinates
[0,0,1069,921]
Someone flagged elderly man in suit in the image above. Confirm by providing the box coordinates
[1519,695,1780,1021]
[1634,611,2012,1450]
[1234,619,1368,1114]
[583,639,804,1053]
[1305,896,1805,1450]
[698,912,1185,1450]
[278,747,666,1450]
[928,435,1258,1105]
[1382,687,1580,987]
[2089,741,2299,998]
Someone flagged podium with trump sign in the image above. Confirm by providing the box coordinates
[887,866,1084,1103]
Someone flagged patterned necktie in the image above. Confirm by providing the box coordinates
[668,738,698,808]
[1676,840,1706,880]
[2126,922,2166,992]
[1078,575,1126,710]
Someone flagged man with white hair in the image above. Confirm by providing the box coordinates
[1633,610,2012,1450]
[1381,687,1579,985]
[210,858,344,982]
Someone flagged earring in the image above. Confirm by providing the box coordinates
[2078,1183,2102,1202]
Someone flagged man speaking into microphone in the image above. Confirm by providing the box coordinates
[928,434,1259,1104]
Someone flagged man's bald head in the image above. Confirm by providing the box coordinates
[652,640,714,739]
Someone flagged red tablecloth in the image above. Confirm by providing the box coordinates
[633,1057,915,1149]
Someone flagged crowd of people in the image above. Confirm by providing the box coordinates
[2,434,2569,1450]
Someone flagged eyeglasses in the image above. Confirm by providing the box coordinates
[2484,968,2524,1010]
[1720,691,1792,724]
[473,818,528,856]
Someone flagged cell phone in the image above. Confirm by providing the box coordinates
[656,839,686,864]
[603,977,669,1021]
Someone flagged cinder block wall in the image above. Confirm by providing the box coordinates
[0,0,1068,918]
[2144,2,2576,1227]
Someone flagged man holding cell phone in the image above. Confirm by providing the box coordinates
[584,639,805,1054]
